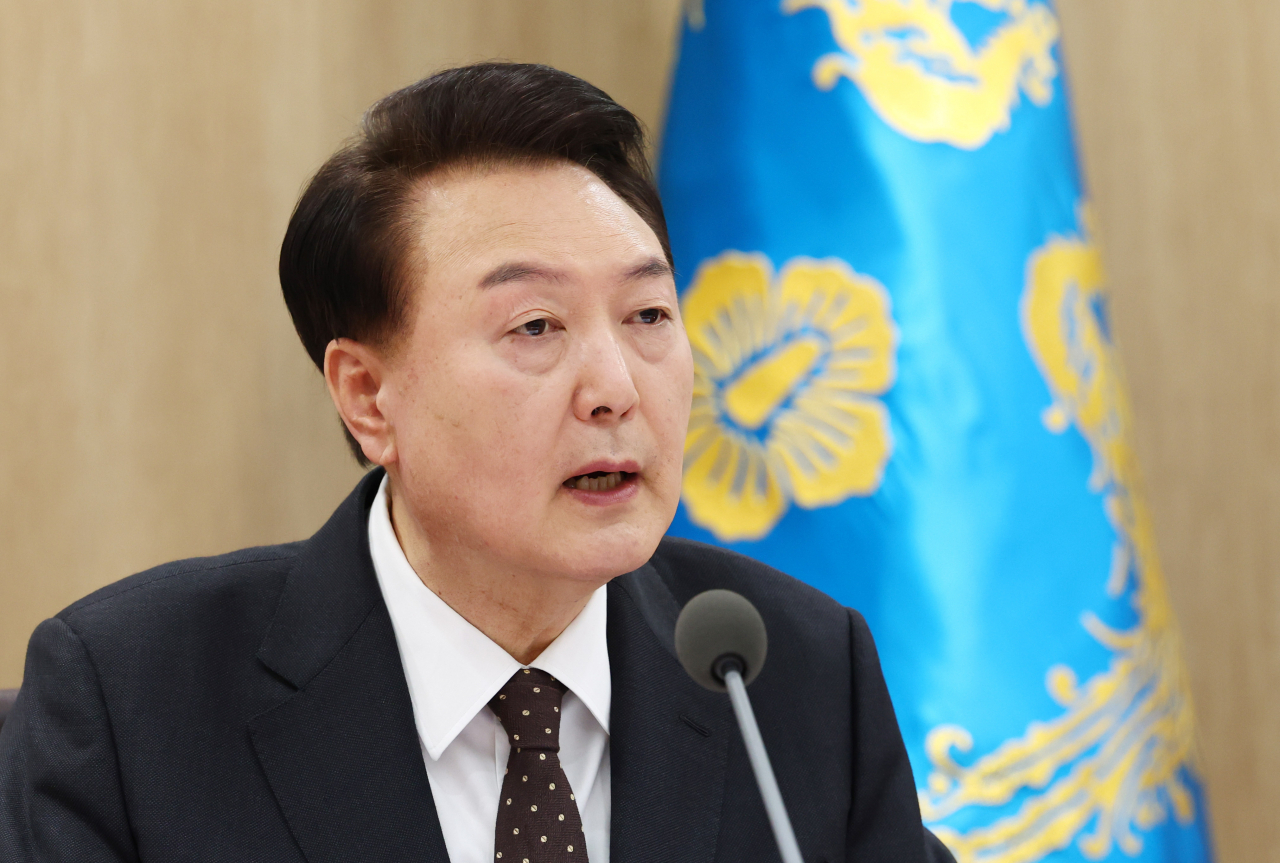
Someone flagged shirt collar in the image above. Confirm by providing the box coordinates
[367,474,610,760]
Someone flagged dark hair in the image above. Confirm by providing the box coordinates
[279,62,671,464]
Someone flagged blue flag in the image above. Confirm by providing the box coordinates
[658,2,1213,861]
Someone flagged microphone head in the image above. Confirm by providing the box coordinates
[674,589,768,692]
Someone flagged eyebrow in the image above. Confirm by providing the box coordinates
[624,256,674,282]
[477,255,673,289]
[478,262,564,289]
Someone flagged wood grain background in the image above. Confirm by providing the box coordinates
[1,1,1275,859]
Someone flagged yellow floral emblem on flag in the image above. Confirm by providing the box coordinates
[920,210,1200,863]
[783,0,1060,149]
[680,252,897,541]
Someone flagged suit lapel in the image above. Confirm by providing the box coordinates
[249,469,449,863]
[246,469,732,863]
[608,567,733,863]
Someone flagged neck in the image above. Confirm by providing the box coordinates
[386,479,598,665]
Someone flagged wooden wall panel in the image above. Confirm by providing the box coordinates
[0,0,682,689]
[1058,2,1280,861]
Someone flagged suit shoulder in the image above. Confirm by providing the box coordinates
[57,542,303,634]
[651,535,848,621]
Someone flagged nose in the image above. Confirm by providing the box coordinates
[572,325,639,424]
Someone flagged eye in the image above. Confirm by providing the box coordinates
[515,318,550,337]
[635,308,668,325]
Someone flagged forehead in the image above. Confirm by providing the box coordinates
[405,161,665,278]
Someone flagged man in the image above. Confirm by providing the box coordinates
[0,63,953,862]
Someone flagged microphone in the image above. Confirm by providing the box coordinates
[674,590,804,863]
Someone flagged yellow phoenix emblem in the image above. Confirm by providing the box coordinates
[783,0,1061,149]
[920,210,1201,863]
[680,252,897,541]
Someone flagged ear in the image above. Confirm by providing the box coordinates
[323,338,397,467]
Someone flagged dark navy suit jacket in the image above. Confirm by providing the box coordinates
[0,469,952,862]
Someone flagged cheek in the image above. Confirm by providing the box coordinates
[644,347,695,474]
[665,335,695,423]
[425,361,568,488]
[391,353,506,464]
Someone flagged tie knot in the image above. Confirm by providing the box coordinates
[489,668,567,751]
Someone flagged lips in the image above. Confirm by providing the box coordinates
[564,470,632,491]
[563,460,641,494]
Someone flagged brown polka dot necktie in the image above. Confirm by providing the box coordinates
[489,668,588,862]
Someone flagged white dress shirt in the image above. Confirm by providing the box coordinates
[367,475,611,863]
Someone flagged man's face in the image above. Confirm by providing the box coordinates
[380,161,693,585]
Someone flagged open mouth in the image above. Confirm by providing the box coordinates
[563,470,635,492]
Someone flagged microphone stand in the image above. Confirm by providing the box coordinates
[716,656,805,863]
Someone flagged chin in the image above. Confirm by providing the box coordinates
[545,531,663,583]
